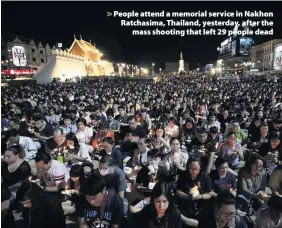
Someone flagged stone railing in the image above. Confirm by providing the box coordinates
[51,49,85,61]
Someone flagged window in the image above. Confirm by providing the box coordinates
[32,49,35,53]
[40,50,43,54]
[32,57,36,62]
[41,59,44,63]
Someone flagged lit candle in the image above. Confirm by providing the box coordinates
[29,176,32,181]
[63,146,68,153]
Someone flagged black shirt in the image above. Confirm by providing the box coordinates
[133,204,182,228]
[34,124,53,137]
[100,148,123,169]
[75,189,124,228]
[120,125,147,140]
[1,184,16,228]
[177,170,213,216]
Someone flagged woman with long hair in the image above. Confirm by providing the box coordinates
[133,181,182,228]
[1,145,31,199]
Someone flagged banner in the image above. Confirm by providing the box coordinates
[12,46,27,67]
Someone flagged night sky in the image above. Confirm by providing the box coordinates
[2,1,282,69]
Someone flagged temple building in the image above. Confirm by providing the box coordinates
[34,35,114,83]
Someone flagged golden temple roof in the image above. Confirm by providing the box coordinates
[68,37,100,54]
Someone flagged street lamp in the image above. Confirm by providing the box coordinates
[151,63,155,77]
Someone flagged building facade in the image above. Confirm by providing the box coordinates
[1,35,55,74]
[250,39,282,71]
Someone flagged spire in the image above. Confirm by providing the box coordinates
[80,34,82,40]
[180,52,183,60]
[74,34,76,40]
[89,39,92,44]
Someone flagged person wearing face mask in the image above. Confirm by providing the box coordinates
[98,155,127,199]
[218,110,230,134]
[76,118,93,144]
[248,122,270,149]
[198,191,248,228]
[75,174,124,228]
[188,127,216,174]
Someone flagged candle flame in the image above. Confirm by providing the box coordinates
[65,185,68,190]
[29,176,32,181]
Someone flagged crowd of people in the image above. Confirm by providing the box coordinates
[1,74,282,228]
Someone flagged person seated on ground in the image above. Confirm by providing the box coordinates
[133,182,182,228]
[158,138,188,185]
[165,117,180,138]
[248,116,263,143]
[60,115,77,135]
[180,117,197,148]
[76,118,93,144]
[139,109,152,135]
[44,127,67,156]
[6,129,38,161]
[8,117,31,137]
[106,110,121,143]
[16,181,66,228]
[227,121,247,146]
[254,195,282,228]
[34,152,70,193]
[100,137,123,169]
[176,156,213,219]
[198,191,248,228]
[64,132,91,168]
[150,127,171,154]
[98,154,127,198]
[248,122,270,149]
[88,114,102,139]
[32,115,53,141]
[237,152,270,212]
[45,108,60,127]
[268,162,282,197]
[218,110,230,134]
[1,145,31,199]
[75,174,124,228]
[258,131,281,170]
[208,126,223,150]
[202,112,221,133]
[133,138,151,167]
[219,132,245,171]
[209,157,237,198]
[188,127,216,174]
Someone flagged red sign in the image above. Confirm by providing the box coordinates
[1,69,36,75]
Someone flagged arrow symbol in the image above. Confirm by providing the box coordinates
[107,12,112,17]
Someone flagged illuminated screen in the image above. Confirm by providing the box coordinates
[12,46,27,67]
[239,38,253,56]
[273,45,282,70]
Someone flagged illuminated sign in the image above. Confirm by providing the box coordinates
[239,38,253,56]
[12,46,27,67]
[221,37,232,47]
[231,41,236,56]
[273,44,282,70]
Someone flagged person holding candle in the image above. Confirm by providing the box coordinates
[64,132,92,167]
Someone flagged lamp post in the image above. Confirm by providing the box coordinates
[152,63,155,78]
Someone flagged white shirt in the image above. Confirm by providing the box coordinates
[75,127,93,143]
[47,160,70,186]
[19,136,38,161]
[78,143,92,163]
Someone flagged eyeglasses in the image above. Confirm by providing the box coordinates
[252,164,263,168]
[219,211,237,218]
[99,166,110,171]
